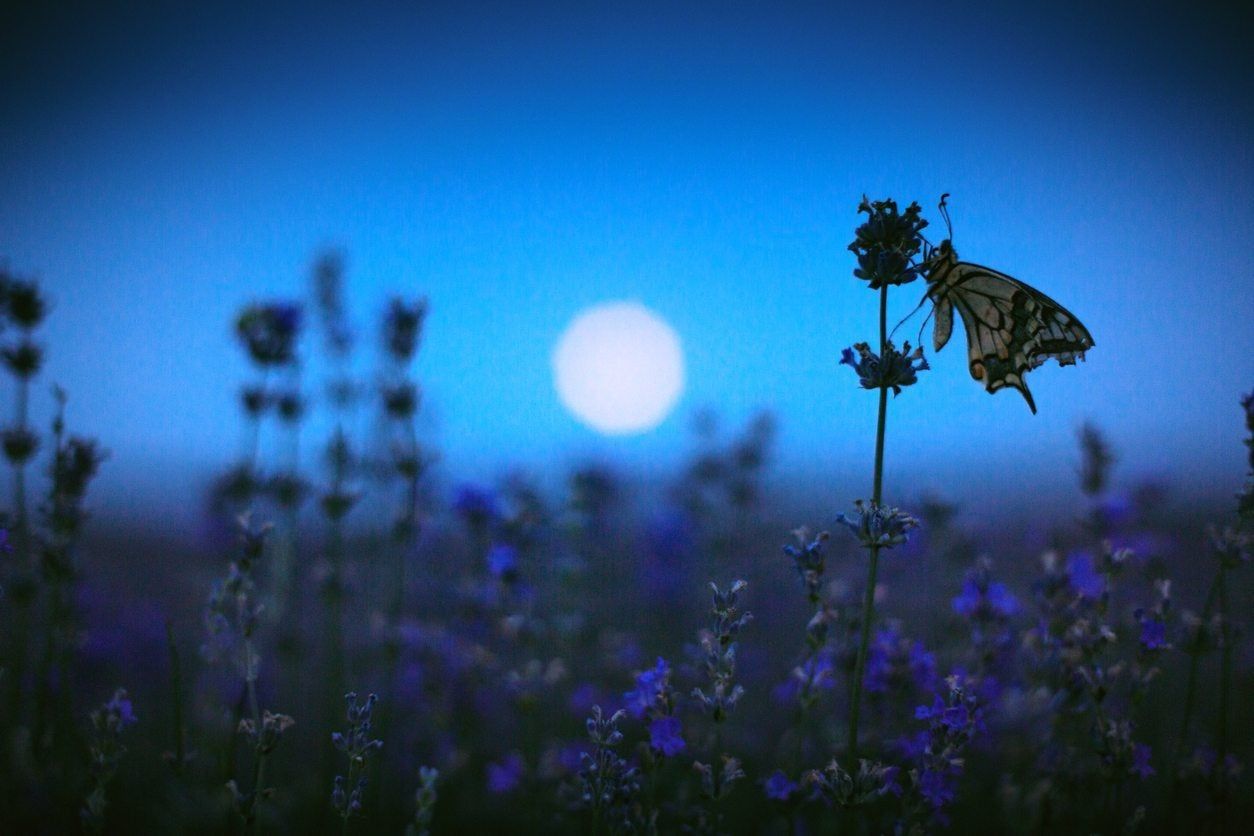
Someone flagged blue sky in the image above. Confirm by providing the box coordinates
[2,1,1252,527]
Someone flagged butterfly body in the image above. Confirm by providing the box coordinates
[923,239,1094,414]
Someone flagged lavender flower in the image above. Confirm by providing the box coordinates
[574,706,641,830]
[763,770,799,802]
[623,657,673,720]
[81,688,137,831]
[804,758,901,807]
[848,196,929,288]
[332,692,384,823]
[487,752,525,794]
[643,716,683,758]
[836,499,919,549]
[840,341,929,395]
[236,302,303,367]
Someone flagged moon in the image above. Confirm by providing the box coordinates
[552,301,685,435]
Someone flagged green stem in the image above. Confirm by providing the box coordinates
[847,282,891,763]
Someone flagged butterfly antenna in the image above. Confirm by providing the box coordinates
[915,299,936,348]
[889,291,931,342]
[938,193,954,240]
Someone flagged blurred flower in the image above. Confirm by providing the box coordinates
[235,302,302,367]
[1137,616,1167,651]
[1078,422,1114,497]
[1130,743,1154,779]
[647,716,685,757]
[865,624,936,695]
[764,770,799,801]
[952,561,1019,620]
[2,277,47,328]
[486,543,518,580]
[453,484,499,530]
[384,297,429,362]
[623,657,672,720]
[1065,551,1103,599]
[486,752,525,794]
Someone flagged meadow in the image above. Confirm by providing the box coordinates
[1,200,1250,834]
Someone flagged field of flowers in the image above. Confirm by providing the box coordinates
[0,201,1250,834]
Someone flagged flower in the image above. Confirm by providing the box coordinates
[384,297,429,362]
[952,577,1019,620]
[1065,551,1104,599]
[622,657,671,720]
[103,689,138,730]
[647,716,685,757]
[486,543,518,580]
[836,500,920,549]
[840,341,929,395]
[763,770,799,801]
[848,196,929,288]
[1138,617,1167,651]
[486,752,525,793]
[1130,743,1155,779]
[235,302,302,366]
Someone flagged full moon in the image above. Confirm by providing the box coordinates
[552,301,685,435]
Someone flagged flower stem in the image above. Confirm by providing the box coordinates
[1216,560,1231,814]
[847,281,891,762]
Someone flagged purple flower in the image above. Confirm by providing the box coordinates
[647,716,685,757]
[105,689,138,729]
[0,527,11,554]
[486,752,525,793]
[840,341,929,395]
[1131,743,1155,779]
[865,626,936,695]
[1139,617,1167,650]
[623,657,670,720]
[486,543,518,579]
[1066,551,1103,599]
[763,770,799,801]
[917,769,954,810]
[952,579,1019,619]
[453,484,498,527]
[568,683,601,716]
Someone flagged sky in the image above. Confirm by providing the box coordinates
[2,0,1252,529]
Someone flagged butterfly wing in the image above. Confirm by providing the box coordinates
[938,261,1094,414]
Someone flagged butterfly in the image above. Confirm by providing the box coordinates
[918,195,1094,414]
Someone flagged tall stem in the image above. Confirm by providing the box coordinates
[847,282,890,762]
[1216,561,1231,815]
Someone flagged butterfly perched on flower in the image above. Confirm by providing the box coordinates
[919,195,1094,413]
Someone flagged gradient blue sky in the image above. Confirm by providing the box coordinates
[2,0,1252,528]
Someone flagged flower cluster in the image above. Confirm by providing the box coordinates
[840,341,929,395]
[864,622,937,697]
[900,676,983,824]
[836,499,920,549]
[384,297,429,363]
[574,706,641,831]
[331,692,384,822]
[238,710,296,756]
[804,758,901,808]
[783,527,829,604]
[848,196,929,288]
[691,580,752,721]
[81,689,137,832]
[235,301,302,366]
[405,767,440,836]
[623,657,684,757]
